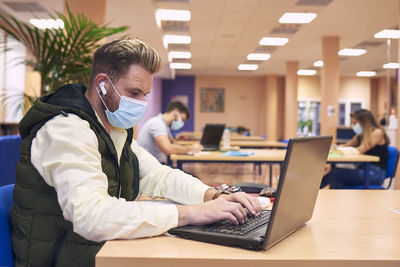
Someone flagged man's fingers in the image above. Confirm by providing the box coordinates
[228,202,247,223]
[228,192,261,215]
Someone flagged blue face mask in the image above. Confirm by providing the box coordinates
[97,78,147,129]
[171,119,184,130]
[352,123,363,135]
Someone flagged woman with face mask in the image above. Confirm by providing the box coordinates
[321,109,390,189]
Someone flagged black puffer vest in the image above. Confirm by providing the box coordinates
[11,84,139,267]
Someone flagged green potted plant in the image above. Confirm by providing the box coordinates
[0,5,128,113]
[299,119,313,135]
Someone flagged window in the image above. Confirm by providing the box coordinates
[0,32,26,123]
[338,99,365,126]
[298,98,320,136]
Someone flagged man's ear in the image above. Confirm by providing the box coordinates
[94,73,108,94]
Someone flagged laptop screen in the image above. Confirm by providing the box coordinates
[200,124,226,148]
[264,136,332,249]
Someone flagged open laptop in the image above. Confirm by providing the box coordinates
[200,124,226,151]
[168,135,332,251]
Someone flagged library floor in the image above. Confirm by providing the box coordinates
[175,162,281,188]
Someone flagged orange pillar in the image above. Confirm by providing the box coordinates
[320,36,340,137]
[284,61,298,139]
[263,75,279,140]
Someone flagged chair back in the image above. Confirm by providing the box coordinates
[0,184,15,266]
[0,135,22,186]
[386,146,399,179]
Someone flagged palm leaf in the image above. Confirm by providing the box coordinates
[0,3,128,99]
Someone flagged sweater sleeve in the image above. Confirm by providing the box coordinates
[131,140,211,205]
[31,114,179,242]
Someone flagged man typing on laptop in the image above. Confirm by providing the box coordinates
[12,39,262,266]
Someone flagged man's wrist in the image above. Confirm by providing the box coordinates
[211,189,230,200]
[176,205,192,227]
[204,188,218,202]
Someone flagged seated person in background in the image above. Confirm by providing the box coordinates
[321,109,390,189]
[137,101,203,163]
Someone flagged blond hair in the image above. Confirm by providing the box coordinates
[89,38,161,84]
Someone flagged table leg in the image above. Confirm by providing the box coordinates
[177,161,183,170]
[363,163,370,189]
[269,164,273,186]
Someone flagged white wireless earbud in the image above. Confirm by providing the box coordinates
[99,81,107,95]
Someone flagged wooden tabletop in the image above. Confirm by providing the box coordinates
[170,149,379,163]
[96,190,400,267]
[177,131,265,141]
[175,140,287,148]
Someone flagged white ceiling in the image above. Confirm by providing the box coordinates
[1,0,399,78]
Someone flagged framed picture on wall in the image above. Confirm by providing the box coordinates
[200,87,224,112]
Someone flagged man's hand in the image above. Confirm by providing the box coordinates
[189,143,203,153]
[176,192,261,227]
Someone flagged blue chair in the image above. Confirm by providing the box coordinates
[0,135,22,186]
[0,184,15,267]
[344,146,399,189]
[381,146,399,189]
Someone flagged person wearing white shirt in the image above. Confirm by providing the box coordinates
[11,39,261,267]
[137,101,203,163]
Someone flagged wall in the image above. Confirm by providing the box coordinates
[195,75,264,135]
[153,74,374,138]
[162,76,195,131]
[298,76,371,107]
[137,77,162,133]
[339,77,370,107]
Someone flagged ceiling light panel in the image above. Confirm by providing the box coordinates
[297,69,317,75]
[338,48,367,56]
[163,35,191,48]
[374,29,400,39]
[238,64,259,71]
[356,71,376,77]
[247,53,271,61]
[313,60,323,67]
[168,51,191,62]
[259,37,289,46]
[29,19,64,29]
[156,9,191,27]
[279,13,317,24]
[383,62,399,69]
[170,62,192,69]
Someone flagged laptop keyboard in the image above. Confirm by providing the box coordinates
[204,210,271,235]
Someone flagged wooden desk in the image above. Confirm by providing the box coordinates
[170,149,379,188]
[0,122,19,136]
[96,190,400,267]
[177,132,265,141]
[176,140,286,149]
